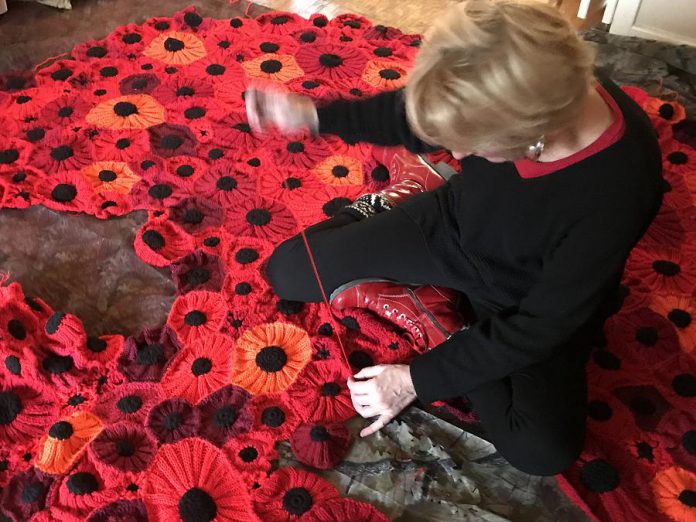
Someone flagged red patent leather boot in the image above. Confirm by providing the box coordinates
[329,279,472,352]
[371,146,448,206]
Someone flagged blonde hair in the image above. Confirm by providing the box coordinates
[405,0,596,160]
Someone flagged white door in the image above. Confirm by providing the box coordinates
[608,0,696,46]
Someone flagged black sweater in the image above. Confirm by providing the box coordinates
[316,77,663,404]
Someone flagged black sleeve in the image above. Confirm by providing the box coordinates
[408,201,656,404]
[316,89,441,153]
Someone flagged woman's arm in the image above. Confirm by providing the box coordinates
[316,89,440,153]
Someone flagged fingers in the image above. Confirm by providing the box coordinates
[360,413,392,438]
[353,365,385,380]
[346,376,376,396]
[245,88,264,134]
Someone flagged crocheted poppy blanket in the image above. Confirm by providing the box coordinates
[0,6,694,522]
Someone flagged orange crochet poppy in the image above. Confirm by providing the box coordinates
[652,466,696,522]
[362,60,408,89]
[161,333,236,404]
[241,53,305,83]
[143,31,207,65]
[312,154,364,186]
[650,295,696,352]
[232,322,312,395]
[81,161,141,194]
[34,411,103,475]
[86,94,166,130]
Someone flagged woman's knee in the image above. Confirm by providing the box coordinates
[264,236,306,300]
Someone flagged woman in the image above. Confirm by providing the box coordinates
[248,0,663,476]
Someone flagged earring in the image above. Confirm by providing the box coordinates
[525,136,545,161]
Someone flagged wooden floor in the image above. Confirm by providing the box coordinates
[250,0,605,34]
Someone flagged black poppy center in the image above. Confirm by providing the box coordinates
[630,396,656,416]
[50,145,74,161]
[136,343,165,365]
[21,482,45,504]
[331,165,349,178]
[652,260,680,276]
[379,69,401,80]
[68,394,86,406]
[184,12,203,27]
[282,487,313,516]
[203,236,220,247]
[235,282,252,295]
[27,128,45,142]
[260,42,280,53]
[235,248,259,264]
[635,326,658,346]
[115,438,136,457]
[255,346,287,372]
[164,38,185,52]
[0,391,22,425]
[98,169,118,182]
[673,373,696,397]
[678,489,696,507]
[8,319,26,340]
[49,420,74,440]
[161,134,183,150]
[246,208,271,226]
[319,53,343,68]
[114,101,139,117]
[271,15,289,24]
[668,308,692,328]
[42,353,74,374]
[184,310,207,327]
[52,68,73,81]
[321,382,341,397]
[239,446,258,463]
[182,209,204,227]
[149,184,173,200]
[216,176,237,191]
[277,299,304,315]
[185,106,206,119]
[348,350,373,370]
[213,405,237,428]
[310,425,330,441]
[85,337,107,354]
[66,472,99,495]
[191,357,213,376]
[302,80,320,90]
[5,355,21,375]
[668,151,688,165]
[87,46,107,58]
[142,230,165,251]
[164,412,182,430]
[261,406,285,427]
[233,122,252,133]
[116,138,131,149]
[300,31,317,43]
[374,46,393,57]
[155,21,170,30]
[58,106,74,118]
[206,64,226,76]
[322,197,352,217]
[51,184,77,203]
[179,487,217,522]
[177,164,195,177]
[116,394,143,413]
[579,459,619,493]
[260,59,283,74]
[282,177,302,190]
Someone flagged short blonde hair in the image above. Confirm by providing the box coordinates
[405,0,596,160]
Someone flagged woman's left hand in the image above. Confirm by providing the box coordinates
[347,364,417,437]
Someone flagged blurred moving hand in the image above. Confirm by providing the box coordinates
[245,85,319,135]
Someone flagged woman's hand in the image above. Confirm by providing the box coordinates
[245,85,318,135]
[347,364,417,437]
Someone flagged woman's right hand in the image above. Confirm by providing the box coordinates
[245,86,319,135]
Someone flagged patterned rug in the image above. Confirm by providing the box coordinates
[0,6,694,522]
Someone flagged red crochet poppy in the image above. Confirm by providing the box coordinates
[214,70,249,110]
[302,497,391,522]
[187,55,243,87]
[41,310,86,355]
[170,250,225,294]
[93,382,162,425]
[258,164,324,205]
[221,307,274,341]
[237,33,302,62]
[193,227,227,257]
[89,422,157,481]
[255,11,307,35]
[251,393,302,439]
[172,5,215,34]
[212,111,262,151]
[34,59,88,87]
[2,87,52,123]
[147,122,198,159]
[290,421,352,469]
[0,384,58,445]
[640,205,687,250]
[134,218,194,267]
[659,408,696,471]
[46,453,120,520]
[225,197,298,242]
[118,72,162,96]
[146,397,200,445]
[169,196,226,236]
[252,466,340,521]
[108,22,154,53]
[34,129,94,174]
[222,271,274,312]
[289,184,361,228]
[165,155,208,185]
[222,430,277,485]
[167,290,227,345]
[130,172,189,210]
[35,342,93,393]
[662,141,696,175]
[363,22,404,42]
[295,43,368,81]
[285,76,336,101]
[40,94,91,127]
[224,235,274,274]
[167,97,226,143]
[161,333,235,404]
[37,170,94,213]
[91,128,151,163]
[325,76,379,103]
[609,306,681,369]
[191,160,257,208]
[286,360,354,423]
[154,73,215,106]
[71,37,116,62]
[117,325,181,382]
[661,168,694,210]
[624,246,696,295]
[143,437,257,521]
[1,467,56,522]
[0,299,40,352]
[87,499,149,522]
[197,384,253,446]
[0,69,36,91]
[327,13,373,38]
[0,139,32,176]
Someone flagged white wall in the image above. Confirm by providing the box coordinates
[610,0,696,46]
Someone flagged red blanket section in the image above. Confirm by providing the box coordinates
[0,6,694,522]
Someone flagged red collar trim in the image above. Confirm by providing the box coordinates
[513,84,626,179]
